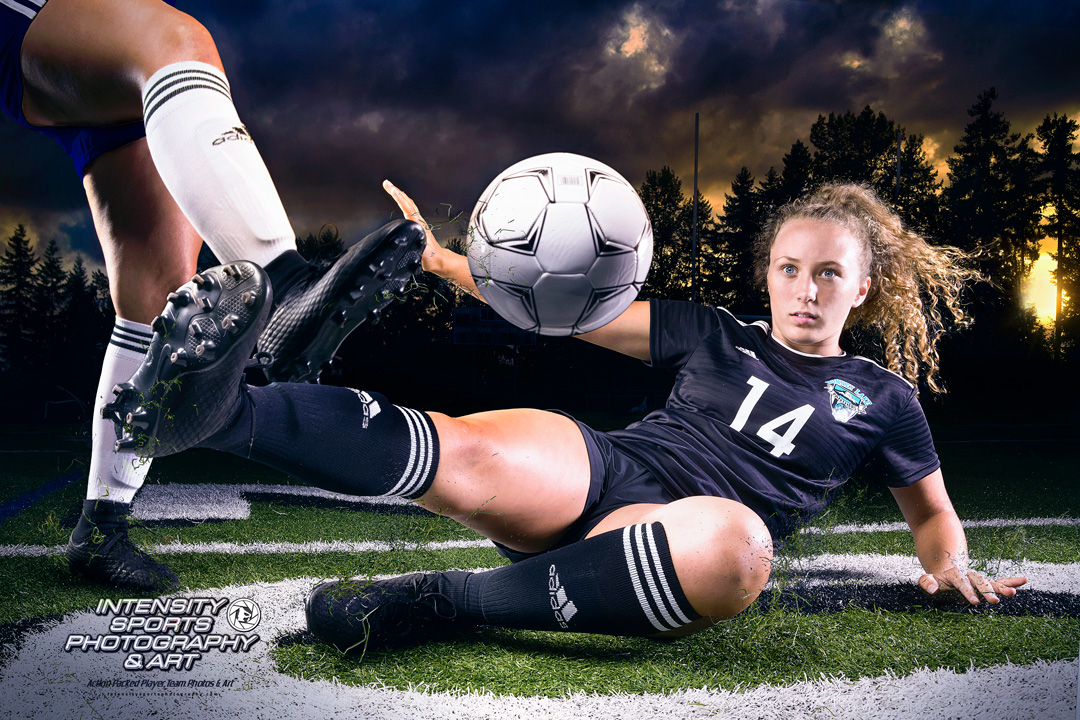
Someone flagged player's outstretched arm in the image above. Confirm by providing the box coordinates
[383,180,652,360]
[890,470,1027,604]
[384,180,483,300]
[575,301,651,361]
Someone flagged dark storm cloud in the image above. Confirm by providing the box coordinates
[1,0,1077,255]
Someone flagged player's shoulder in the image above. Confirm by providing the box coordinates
[843,355,920,406]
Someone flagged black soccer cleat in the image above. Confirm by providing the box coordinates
[67,499,179,592]
[101,261,272,458]
[305,572,467,654]
[257,219,426,383]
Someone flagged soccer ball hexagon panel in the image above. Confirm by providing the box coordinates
[467,152,653,336]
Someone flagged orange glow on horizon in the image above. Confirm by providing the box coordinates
[1022,250,1057,326]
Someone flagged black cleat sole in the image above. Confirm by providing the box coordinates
[258,219,426,383]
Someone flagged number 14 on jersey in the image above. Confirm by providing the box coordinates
[730,376,815,457]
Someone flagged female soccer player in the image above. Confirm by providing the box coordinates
[108,181,1026,649]
[2,0,423,590]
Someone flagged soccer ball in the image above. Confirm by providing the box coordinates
[466,152,653,336]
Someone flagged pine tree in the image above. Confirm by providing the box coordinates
[808,106,940,232]
[639,167,693,300]
[0,225,39,376]
[1036,113,1080,358]
[780,140,814,205]
[943,88,1043,299]
[32,239,68,372]
[716,167,768,314]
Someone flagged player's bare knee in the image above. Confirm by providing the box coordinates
[664,502,772,621]
[142,14,222,76]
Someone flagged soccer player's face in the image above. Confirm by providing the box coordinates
[766,218,871,356]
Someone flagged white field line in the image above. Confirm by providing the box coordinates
[0,575,1075,720]
[0,538,493,558]
[129,482,411,522]
[803,517,1080,535]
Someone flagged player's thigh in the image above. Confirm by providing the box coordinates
[21,0,221,126]
[589,495,773,629]
[83,138,201,324]
[423,408,592,552]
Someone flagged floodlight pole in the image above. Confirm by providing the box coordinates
[691,112,700,304]
[894,128,901,202]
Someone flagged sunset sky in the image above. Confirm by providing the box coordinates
[1,0,1077,318]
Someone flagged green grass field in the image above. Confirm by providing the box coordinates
[1,422,1078,716]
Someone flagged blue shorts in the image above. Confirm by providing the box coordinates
[494,417,678,563]
[1,0,148,177]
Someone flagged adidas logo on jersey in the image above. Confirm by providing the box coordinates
[212,125,254,146]
[548,564,578,629]
[736,346,759,360]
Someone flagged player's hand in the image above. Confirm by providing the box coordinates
[919,568,1027,605]
[382,180,448,274]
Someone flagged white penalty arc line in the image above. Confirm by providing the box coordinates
[1,575,1076,720]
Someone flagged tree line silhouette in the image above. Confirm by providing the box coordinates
[1,87,1077,422]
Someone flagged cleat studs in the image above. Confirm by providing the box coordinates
[170,349,189,366]
[115,437,138,452]
[194,340,217,358]
[223,264,239,278]
[151,315,167,334]
[167,291,191,306]
[198,296,213,311]
[192,273,213,289]
[221,314,242,334]
[240,291,255,306]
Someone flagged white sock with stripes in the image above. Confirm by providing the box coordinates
[86,318,155,504]
[197,383,439,501]
[142,61,295,267]
[458,522,700,636]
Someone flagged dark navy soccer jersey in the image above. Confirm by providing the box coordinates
[606,300,940,539]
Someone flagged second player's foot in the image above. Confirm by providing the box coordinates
[257,219,426,383]
[67,499,179,593]
[102,261,271,458]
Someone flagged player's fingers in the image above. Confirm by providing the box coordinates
[953,573,982,605]
[918,573,939,595]
[991,576,1027,596]
[382,180,419,216]
[967,571,998,604]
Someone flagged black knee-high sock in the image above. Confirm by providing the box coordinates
[446,523,700,636]
[200,382,438,499]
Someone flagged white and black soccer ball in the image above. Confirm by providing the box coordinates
[466,152,653,336]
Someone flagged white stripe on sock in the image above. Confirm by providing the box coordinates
[623,525,668,633]
[643,523,694,626]
[633,524,680,630]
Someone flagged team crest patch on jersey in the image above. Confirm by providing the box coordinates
[824,379,872,423]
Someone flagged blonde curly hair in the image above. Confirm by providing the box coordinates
[754,183,978,393]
